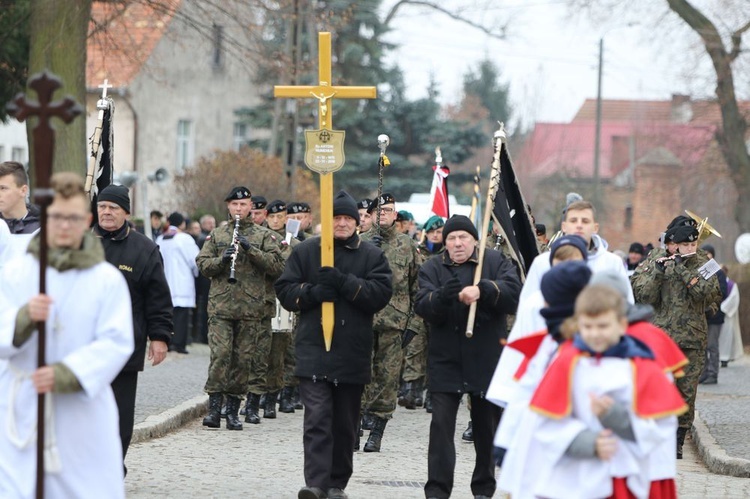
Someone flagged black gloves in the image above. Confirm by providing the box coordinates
[236,235,251,251]
[438,276,463,303]
[401,329,417,349]
[371,235,384,248]
[318,266,347,289]
[310,284,338,303]
[673,253,683,265]
[221,246,237,263]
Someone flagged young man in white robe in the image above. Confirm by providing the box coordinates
[0,172,134,499]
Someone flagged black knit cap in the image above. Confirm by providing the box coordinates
[251,195,267,210]
[535,223,546,236]
[225,186,251,201]
[267,200,286,214]
[333,190,360,225]
[549,234,589,265]
[442,215,478,242]
[98,184,131,213]
[628,242,645,255]
[540,260,592,319]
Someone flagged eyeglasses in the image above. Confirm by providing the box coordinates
[48,214,87,225]
[379,207,395,214]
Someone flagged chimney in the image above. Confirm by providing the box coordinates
[671,94,693,123]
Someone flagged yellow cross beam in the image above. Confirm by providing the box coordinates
[274,32,376,351]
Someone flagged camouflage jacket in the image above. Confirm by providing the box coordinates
[362,224,426,334]
[261,227,300,316]
[630,247,722,349]
[197,217,284,320]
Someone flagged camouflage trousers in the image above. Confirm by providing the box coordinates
[204,316,267,398]
[266,331,291,392]
[677,347,705,429]
[282,328,298,388]
[363,327,403,419]
[402,328,427,383]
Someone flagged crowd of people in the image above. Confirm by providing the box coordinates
[0,157,745,499]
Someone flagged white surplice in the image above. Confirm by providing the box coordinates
[0,253,134,499]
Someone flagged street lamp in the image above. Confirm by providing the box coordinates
[114,167,168,240]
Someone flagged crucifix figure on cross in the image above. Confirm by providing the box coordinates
[274,32,377,351]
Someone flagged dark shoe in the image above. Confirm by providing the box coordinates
[364,417,388,452]
[701,377,718,385]
[462,421,474,442]
[244,393,262,424]
[424,391,432,413]
[292,386,303,410]
[676,427,688,459]
[398,382,416,409]
[202,393,222,428]
[698,372,708,384]
[279,386,295,413]
[474,495,492,499]
[721,360,729,368]
[327,488,348,499]
[298,486,327,499]
[264,391,278,419]
[225,396,243,430]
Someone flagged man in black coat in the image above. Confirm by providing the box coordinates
[415,215,521,499]
[93,185,173,473]
[275,190,392,499]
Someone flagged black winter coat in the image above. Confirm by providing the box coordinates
[274,234,392,385]
[95,223,174,371]
[416,249,521,395]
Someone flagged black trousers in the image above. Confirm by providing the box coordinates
[111,370,139,461]
[425,392,500,499]
[171,307,192,351]
[298,377,364,490]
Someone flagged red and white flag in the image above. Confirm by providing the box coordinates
[429,163,450,218]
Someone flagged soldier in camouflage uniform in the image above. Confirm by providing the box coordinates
[630,216,722,458]
[360,193,426,452]
[197,186,285,430]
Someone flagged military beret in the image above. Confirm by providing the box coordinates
[300,202,311,213]
[288,202,311,214]
[423,215,445,233]
[396,212,406,222]
[367,192,395,213]
[251,195,267,210]
[267,200,286,214]
[225,186,252,201]
[667,215,697,231]
[358,198,372,210]
[669,225,699,243]
[399,210,414,221]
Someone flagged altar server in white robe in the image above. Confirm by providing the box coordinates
[0,172,134,499]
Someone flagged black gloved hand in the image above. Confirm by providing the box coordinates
[654,258,667,272]
[371,235,384,248]
[236,235,251,251]
[438,276,463,303]
[310,284,338,303]
[673,254,683,265]
[401,329,417,349]
[221,245,237,263]
[318,266,346,289]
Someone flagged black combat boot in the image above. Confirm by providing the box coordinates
[398,382,416,410]
[292,386,303,410]
[363,417,388,453]
[462,421,474,442]
[202,393,222,428]
[361,411,375,431]
[413,379,425,407]
[264,391,278,419]
[676,427,688,459]
[279,386,295,413]
[424,391,432,413]
[225,396,243,430]
[244,393,261,424]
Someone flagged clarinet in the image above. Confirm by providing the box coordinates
[227,214,240,284]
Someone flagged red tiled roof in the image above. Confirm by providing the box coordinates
[518,120,716,179]
[87,1,181,89]
[572,98,750,125]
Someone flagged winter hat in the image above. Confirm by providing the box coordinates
[442,215,478,242]
[700,244,715,257]
[98,185,131,214]
[549,234,588,265]
[540,260,593,320]
[167,212,185,227]
[588,271,631,303]
[628,242,645,255]
[333,190,360,225]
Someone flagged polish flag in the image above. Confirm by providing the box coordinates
[429,164,451,218]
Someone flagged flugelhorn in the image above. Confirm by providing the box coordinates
[685,209,722,244]
[228,214,240,284]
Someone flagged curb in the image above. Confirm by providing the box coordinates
[132,394,208,444]
[692,410,750,478]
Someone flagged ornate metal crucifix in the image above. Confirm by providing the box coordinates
[274,32,377,351]
[6,70,82,499]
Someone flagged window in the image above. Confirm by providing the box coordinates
[11,147,25,163]
[233,123,249,151]
[624,205,633,230]
[176,120,194,171]
[212,24,224,70]
[0,146,5,162]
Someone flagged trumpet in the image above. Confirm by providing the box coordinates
[228,214,240,284]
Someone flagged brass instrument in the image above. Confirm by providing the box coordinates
[228,214,240,284]
[685,209,722,244]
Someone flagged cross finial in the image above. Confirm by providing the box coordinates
[6,71,83,190]
[98,79,113,99]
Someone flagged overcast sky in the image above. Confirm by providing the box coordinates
[379,0,724,129]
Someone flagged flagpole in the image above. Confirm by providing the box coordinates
[85,80,112,195]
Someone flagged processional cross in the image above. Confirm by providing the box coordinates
[7,71,82,499]
[274,32,376,351]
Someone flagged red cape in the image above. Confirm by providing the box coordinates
[627,321,688,378]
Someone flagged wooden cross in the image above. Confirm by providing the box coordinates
[274,32,376,351]
[6,70,82,499]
